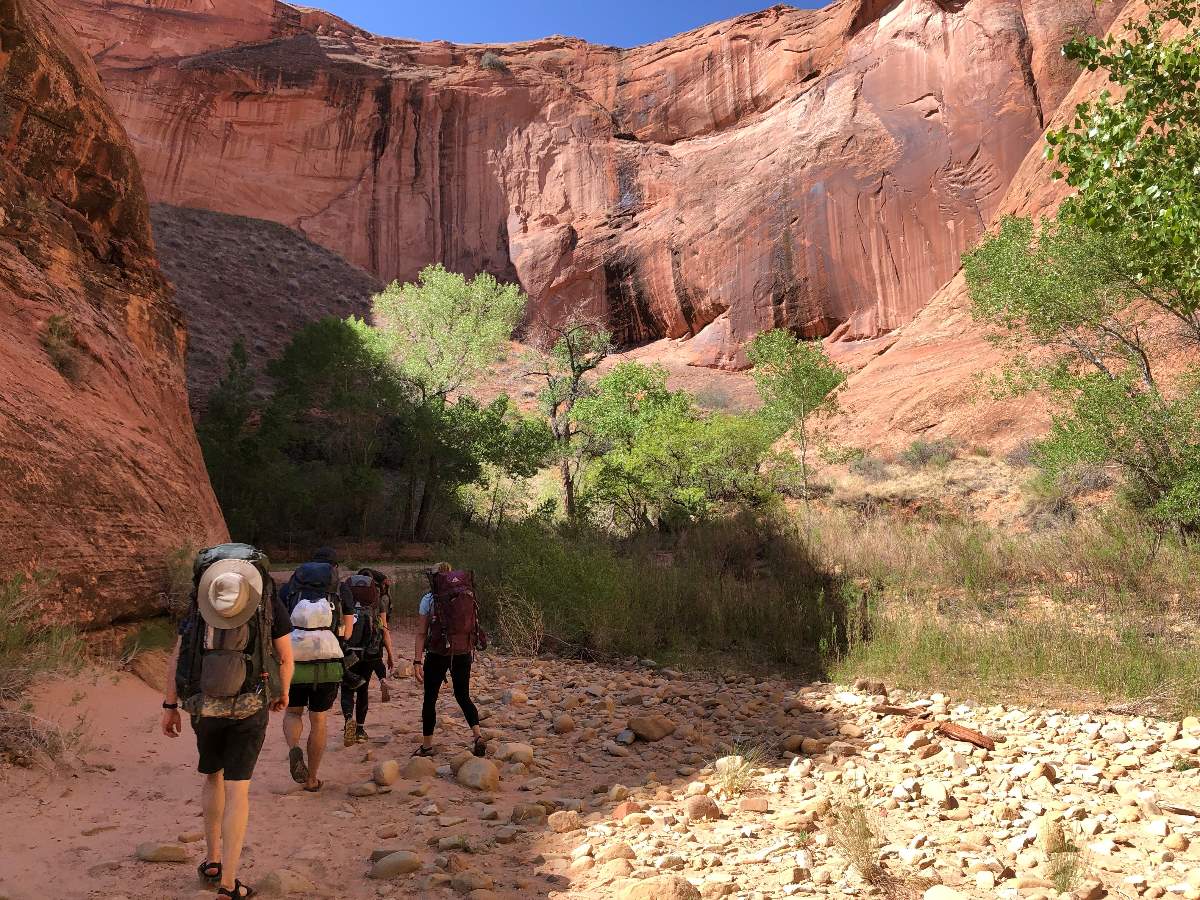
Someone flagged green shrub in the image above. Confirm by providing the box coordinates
[479,51,508,72]
[849,453,890,483]
[41,314,81,380]
[443,514,850,669]
[899,438,958,469]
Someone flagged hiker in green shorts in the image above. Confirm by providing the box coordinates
[278,547,355,793]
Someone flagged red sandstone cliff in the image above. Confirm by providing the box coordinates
[59,0,1121,368]
[0,0,226,626]
[827,1,1180,452]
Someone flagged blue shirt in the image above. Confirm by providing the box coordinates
[418,592,433,616]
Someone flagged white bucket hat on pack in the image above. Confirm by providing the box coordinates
[196,559,264,629]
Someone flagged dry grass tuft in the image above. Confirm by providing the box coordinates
[830,798,885,883]
[0,709,90,768]
[0,572,86,763]
[710,742,768,797]
[41,314,82,380]
[1047,846,1088,894]
[493,590,546,658]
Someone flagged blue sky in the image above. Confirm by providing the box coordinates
[317,1,825,47]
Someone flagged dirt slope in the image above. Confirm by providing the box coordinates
[151,204,382,407]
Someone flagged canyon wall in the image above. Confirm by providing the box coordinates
[59,0,1122,368]
[0,0,226,626]
[828,1,1161,452]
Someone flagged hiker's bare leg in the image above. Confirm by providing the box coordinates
[306,710,327,787]
[282,708,304,749]
[202,771,224,864]
[218,779,251,892]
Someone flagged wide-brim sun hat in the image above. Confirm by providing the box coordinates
[197,559,264,629]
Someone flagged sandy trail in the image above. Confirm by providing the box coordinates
[10,627,1196,900]
[1,624,773,900]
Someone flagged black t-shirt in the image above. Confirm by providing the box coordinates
[266,588,293,640]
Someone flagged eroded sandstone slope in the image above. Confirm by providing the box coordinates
[0,0,226,625]
[827,0,1195,453]
[59,0,1121,367]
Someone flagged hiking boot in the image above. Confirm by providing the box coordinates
[412,745,434,757]
[355,725,368,743]
[472,736,487,758]
[288,746,308,785]
[343,717,357,748]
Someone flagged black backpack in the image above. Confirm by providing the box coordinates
[344,574,384,658]
[175,543,282,714]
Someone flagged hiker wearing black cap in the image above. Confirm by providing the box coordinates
[162,544,294,900]
[278,546,355,792]
[412,562,487,758]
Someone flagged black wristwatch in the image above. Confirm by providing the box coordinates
[162,701,179,710]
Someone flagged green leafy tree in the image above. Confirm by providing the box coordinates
[575,363,777,530]
[372,264,526,402]
[197,340,268,540]
[745,329,846,498]
[1045,0,1200,336]
[526,317,612,520]
[964,1,1200,531]
[372,265,528,536]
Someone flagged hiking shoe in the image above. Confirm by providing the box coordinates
[288,746,308,785]
[355,725,368,743]
[412,745,434,757]
[343,718,357,748]
[472,737,487,758]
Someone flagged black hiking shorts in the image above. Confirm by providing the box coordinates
[191,707,269,781]
[288,681,339,713]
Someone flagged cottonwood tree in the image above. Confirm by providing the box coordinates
[525,316,612,520]
[964,0,1200,531]
[372,265,528,537]
[745,329,846,499]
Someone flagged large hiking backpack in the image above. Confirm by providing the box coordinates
[176,543,282,718]
[285,561,344,663]
[426,569,487,656]
[344,574,384,659]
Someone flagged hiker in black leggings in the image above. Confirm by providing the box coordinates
[340,656,388,735]
[412,562,485,758]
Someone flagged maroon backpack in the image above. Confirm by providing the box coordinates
[426,570,486,655]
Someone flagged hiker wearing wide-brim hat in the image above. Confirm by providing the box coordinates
[197,559,265,629]
[162,545,295,900]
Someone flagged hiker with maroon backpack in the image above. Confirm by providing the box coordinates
[338,570,395,746]
[412,561,487,758]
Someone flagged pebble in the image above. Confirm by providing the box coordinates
[134,843,189,863]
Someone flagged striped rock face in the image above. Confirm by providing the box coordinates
[0,0,226,626]
[58,0,1122,371]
